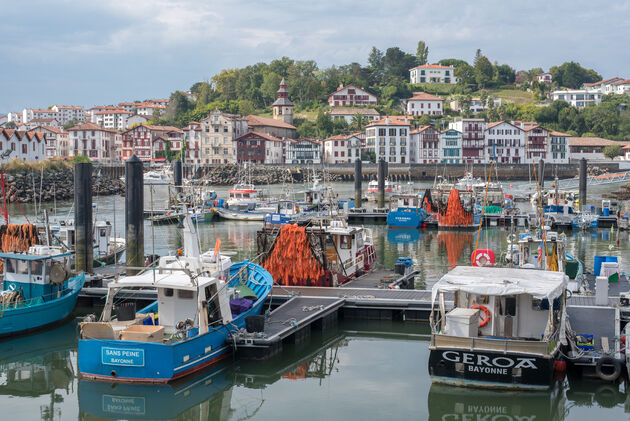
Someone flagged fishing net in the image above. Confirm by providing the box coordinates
[437,189,473,228]
[0,224,39,272]
[263,224,325,286]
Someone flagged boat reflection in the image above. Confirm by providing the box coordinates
[387,228,420,244]
[428,383,566,421]
[0,321,76,420]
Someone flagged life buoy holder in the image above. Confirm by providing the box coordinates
[471,304,491,327]
[471,249,495,267]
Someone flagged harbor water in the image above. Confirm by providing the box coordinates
[2,181,630,419]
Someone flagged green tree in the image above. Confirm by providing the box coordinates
[237,99,255,116]
[474,56,493,88]
[474,49,482,66]
[196,82,213,106]
[416,41,429,65]
[152,108,162,121]
[72,154,91,163]
[63,119,78,129]
[493,63,515,85]
[332,117,348,135]
[383,47,417,82]
[5,121,16,129]
[455,63,475,85]
[269,56,294,77]
[549,62,601,89]
[603,144,622,160]
[438,59,468,68]
[315,110,333,138]
[367,46,385,84]
[351,113,367,131]
[260,71,282,106]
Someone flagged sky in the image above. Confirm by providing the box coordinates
[1,0,629,113]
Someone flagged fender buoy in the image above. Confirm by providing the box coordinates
[471,304,491,327]
[595,356,622,382]
[471,249,495,267]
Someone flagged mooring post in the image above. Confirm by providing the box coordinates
[538,158,545,189]
[126,155,144,275]
[378,158,386,209]
[354,158,362,209]
[173,159,182,191]
[579,158,587,212]
[74,162,93,274]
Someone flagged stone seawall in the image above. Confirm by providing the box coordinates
[4,169,124,204]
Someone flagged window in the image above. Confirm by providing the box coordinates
[178,289,194,299]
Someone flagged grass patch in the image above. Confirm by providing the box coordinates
[489,89,534,105]
[2,158,72,174]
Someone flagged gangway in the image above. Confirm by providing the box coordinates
[558,171,630,190]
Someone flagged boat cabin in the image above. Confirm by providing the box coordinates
[0,246,72,301]
[325,220,374,278]
[429,266,567,389]
[391,193,422,209]
[98,272,233,341]
[508,231,566,272]
[228,184,258,202]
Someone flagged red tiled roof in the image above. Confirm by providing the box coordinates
[410,64,454,70]
[612,78,630,85]
[95,109,132,115]
[366,116,411,127]
[569,137,623,147]
[67,122,102,131]
[328,84,376,98]
[246,115,296,130]
[550,131,571,137]
[234,131,283,143]
[407,92,443,101]
[583,77,624,87]
[486,121,523,131]
[410,125,436,134]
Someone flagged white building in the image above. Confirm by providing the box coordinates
[285,139,321,164]
[7,112,23,123]
[450,97,501,114]
[22,108,59,123]
[439,129,462,164]
[323,133,362,164]
[329,108,380,125]
[568,137,624,162]
[30,126,69,158]
[583,77,625,95]
[409,64,457,84]
[51,105,85,125]
[548,131,570,164]
[406,92,444,116]
[94,108,132,130]
[24,118,61,130]
[484,121,525,164]
[145,99,169,107]
[449,118,486,164]
[551,89,603,108]
[410,125,440,164]
[537,73,552,84]
[67,122,118,163]
[126,114,150,128]
[327,84,377,107]
[136,103,166,117]
[0,129,46,162]
[365,116,411,164]
[612,79,630,95]
[183,121,202,164]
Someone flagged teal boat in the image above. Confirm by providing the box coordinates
[0,246,85,337]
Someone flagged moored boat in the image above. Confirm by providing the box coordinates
[387,193,428,228]
[428,266,567,390]
[0,246,85,337]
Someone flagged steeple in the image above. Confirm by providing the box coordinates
[272,78,294,125]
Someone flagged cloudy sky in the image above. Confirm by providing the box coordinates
[1,0,628,113]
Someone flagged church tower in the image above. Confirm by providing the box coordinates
[272,78,294,125]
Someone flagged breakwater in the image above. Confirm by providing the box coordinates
[4,168,124,204]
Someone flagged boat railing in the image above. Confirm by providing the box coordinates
[0,284,75,311]
[430,334,551,356]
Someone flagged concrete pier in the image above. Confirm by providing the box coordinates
[125,155,144,275]
[74,162,93,274]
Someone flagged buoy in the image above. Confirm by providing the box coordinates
[471,304,491,327]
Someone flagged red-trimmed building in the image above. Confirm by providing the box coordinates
[449,118,486,164]
[234,131,284,164]
[410,125,440,164]
[121,124,184,162]
[183,121,202,164]
[328,84,377,107]
[406,92,444,116]
[67,122,119,163]
[0,129,46,162]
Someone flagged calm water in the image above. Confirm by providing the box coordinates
[2,181,629,420]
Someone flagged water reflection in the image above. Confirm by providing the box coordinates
[0,322,76,421]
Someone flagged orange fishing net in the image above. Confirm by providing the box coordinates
[282,361,309,380]
[422,189,436,213]
[263,224,325,286]
[438,189,473,228]
[0,224,40,272]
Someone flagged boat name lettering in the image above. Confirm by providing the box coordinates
[441,351,537,370]
[102,347,145,367]
[102,395,146,415]
[440,413,536,421]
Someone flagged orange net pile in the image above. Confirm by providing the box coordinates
[438,231,473,269]
[438,189,473,228]
[263,224,325,286]
[422,189,436,213]
[0,224,40,271]
[282,362,310,380]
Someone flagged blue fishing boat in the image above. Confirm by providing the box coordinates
[0,246,85,337]
[387,193,427,228]
[78,257,273,383]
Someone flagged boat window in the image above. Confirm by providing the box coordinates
[356,234,364,249]
[30,260,43,276]
[243,193,250,198]
[178,290,194,299]
[340,235,351,249]
[99,229,107,237]
[7,259,29,274]
[164,288,174,297]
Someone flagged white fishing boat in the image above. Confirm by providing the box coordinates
[144,170,173,185]
[365,180,401,202]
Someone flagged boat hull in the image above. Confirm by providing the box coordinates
[387,208,426,228]
[216,209,265,221]
[428,348,555,390]
[0,274,85,337]
[79,300,265,384]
